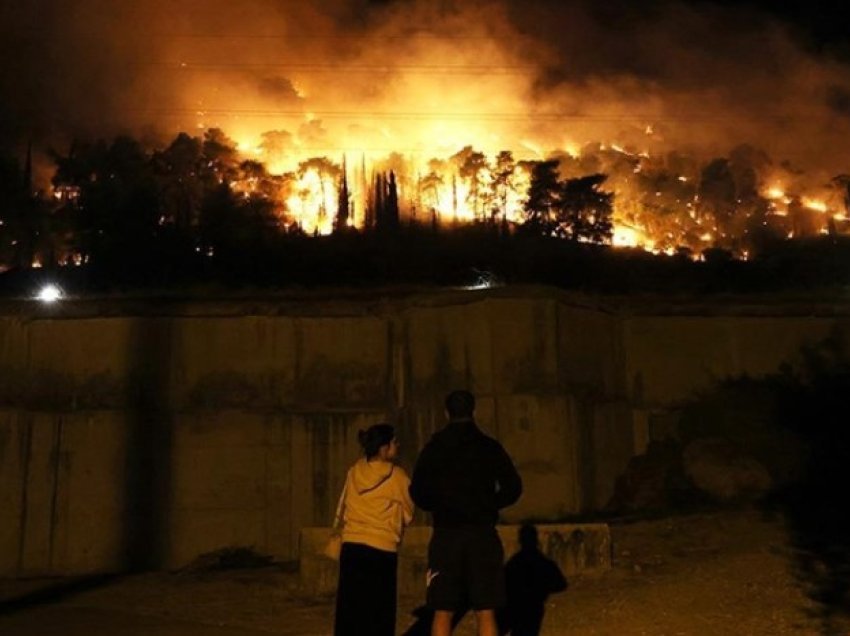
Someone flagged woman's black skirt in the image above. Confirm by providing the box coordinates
[334,542,399,636]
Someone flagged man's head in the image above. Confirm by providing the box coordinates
[445,389,475,421]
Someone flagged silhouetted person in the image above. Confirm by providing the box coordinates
[499,525,567,636]
[410,390,523,636]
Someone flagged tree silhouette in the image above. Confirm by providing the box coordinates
[152,133,205,232]
[52,136,159,271]
[334,158,351,233]
[699,158,737,245]
[198,181,279,259]
[370,171,399,232]
[420,159,446,225]
[522,159,560,236]
[451,145,490,220]
[493,150,516,222]
[0,150,45,269]
[386,171,399,229]
[789,196,820,238]
[557,174,614,243]
[523,161,613,243]
[831,175,850,216]
[198,181,238,258]
[202,128,240,184]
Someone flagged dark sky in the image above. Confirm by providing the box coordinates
[712,0,846,48]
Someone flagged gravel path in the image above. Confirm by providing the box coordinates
[0,509,831,635]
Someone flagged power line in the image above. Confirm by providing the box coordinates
[138,62,534,75]
[109,108,795,123]
[142,34,499,41]
[30,107,800,125]
[16,27,503,41]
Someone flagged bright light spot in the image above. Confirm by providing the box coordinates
[464,270,498,290]
[803,198,828,213]
[36,284,62,303]
[766,187,785,200]
[612,226,641,247]
[237,140,263,155]
[561,141,580,158]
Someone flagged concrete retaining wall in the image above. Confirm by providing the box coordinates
[1,287,847,577]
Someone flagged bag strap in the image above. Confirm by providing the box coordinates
[331,477,348,532]
[359,465,394,495]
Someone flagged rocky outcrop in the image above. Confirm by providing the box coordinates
[683,438,773,502]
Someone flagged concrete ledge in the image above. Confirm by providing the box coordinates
[299,523,611,597]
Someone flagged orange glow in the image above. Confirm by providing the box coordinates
[802,198,828,213]
[612,226,642,247]
[284,166,337,235]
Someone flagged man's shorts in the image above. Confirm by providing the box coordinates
[426,526,505,611]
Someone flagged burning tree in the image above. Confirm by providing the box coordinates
[0,148,51,269]
[334,160,351,233]
[52,136,160,269]
[523,160,614,243]
[371,171,400,232]
[450,146,492,221]
[22,119,850,283]
[493,150,517,224]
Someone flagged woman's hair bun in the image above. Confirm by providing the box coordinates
[358,423,395,459]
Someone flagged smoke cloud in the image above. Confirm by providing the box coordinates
[2,0,849,184]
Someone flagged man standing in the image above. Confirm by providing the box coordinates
[410,390,523,636]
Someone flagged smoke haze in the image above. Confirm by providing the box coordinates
[2,0,849,182]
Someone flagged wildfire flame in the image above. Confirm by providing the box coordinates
[159,130,850,255]
[21,1,850,260]
[802,198,828,213]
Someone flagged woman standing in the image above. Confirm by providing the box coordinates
[334,423,414,636]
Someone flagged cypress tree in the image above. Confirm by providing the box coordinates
[387,171,399,229]
[334,156,350,233]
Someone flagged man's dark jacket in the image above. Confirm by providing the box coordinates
[409,419,522,527]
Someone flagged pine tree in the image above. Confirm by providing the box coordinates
[523,159,560,235]
[334,156,350,233]
[364,165,375,230]
[374,172,385,229]
[386,171,399,229]
[452,173,458,222]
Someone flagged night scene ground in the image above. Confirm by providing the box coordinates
[2,0,850,635]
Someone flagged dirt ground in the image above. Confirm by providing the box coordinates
[1,508,838,635]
